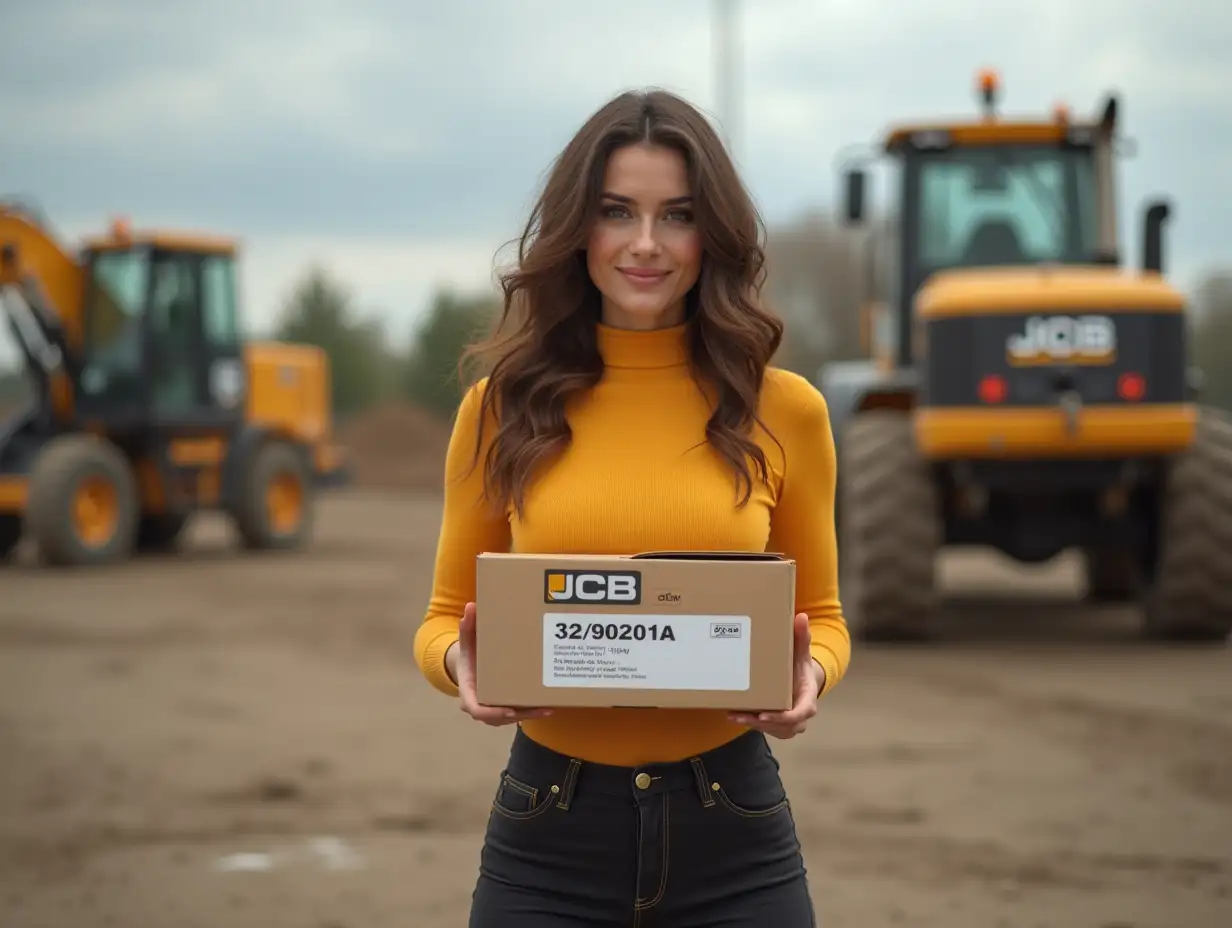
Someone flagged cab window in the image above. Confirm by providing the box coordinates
[915,144,1099,271]
[201,255,241,347]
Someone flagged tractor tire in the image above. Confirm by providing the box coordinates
[135,513,191,553]
[25,434,139,567]
[1142,406,1232,642]
[1083,546,1137,603]
[838,410,941,641]
[0,513,21,562]
[232,440,315,551]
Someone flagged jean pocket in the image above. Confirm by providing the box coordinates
[708,776,790,818]
[491,770,561,821]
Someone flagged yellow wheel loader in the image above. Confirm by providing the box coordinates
[0,202,351,567]
[823,71,1231,643]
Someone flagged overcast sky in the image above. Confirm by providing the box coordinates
[4,0,1228,343]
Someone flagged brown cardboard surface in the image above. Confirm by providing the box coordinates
[474,551,796,710]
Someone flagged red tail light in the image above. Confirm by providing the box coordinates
[978,374,1007,404]
[1117,371,1146,401]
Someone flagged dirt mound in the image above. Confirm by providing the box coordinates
[339,401,452,491]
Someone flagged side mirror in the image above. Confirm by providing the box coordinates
[1142,198,1171,273]
[842,169,867,225]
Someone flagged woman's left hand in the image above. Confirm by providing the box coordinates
[728,613,825,739]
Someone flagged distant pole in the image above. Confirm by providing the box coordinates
[713,0,739,162]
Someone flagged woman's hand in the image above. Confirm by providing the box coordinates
[447,602,553,726]
[728,612,824,739]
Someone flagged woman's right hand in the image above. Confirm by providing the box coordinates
[447,602,553,726]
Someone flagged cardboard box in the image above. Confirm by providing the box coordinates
[474,551,796,710]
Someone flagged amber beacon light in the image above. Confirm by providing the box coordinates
[977,68,999,112]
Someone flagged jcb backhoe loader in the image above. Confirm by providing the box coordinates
[0,201,350,567]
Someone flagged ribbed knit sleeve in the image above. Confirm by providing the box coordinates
[764,372,852,695]
[413,379,511,697]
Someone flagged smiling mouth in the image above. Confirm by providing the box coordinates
[618,268,670,283]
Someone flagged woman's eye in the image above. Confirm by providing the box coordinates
[598,204,692,223]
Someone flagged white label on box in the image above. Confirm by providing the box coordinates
[542,613,751,690]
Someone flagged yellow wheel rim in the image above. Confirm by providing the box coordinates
[266,471,303,535]
[73,475,119,548]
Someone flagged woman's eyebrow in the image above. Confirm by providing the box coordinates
[600,192,694,205]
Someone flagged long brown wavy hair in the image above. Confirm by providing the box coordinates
[461,88,785,518]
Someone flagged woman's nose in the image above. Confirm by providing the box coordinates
[630,220,661,255]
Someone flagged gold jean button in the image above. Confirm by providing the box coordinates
[634,772,651,790]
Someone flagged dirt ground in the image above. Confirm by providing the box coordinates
[1,489,1230,928]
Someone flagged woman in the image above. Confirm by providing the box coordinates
[414,87,850,927]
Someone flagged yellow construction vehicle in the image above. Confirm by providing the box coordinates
[0,201,350,566]
[824,70,1232,642]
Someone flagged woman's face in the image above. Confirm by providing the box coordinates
[585,142,702,330]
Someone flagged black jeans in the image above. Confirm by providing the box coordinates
[468,726,816,927]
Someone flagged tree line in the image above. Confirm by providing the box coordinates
[267,267,498,423]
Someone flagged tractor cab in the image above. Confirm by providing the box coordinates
[76,219,246,432]
[838,69,1171,371]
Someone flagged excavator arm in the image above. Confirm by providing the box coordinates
[0,203,79,426]
[0,273,66,427]
[0,200,85,348]
[0,199,137,427]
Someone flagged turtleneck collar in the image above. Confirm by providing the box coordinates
[595,321,690,370]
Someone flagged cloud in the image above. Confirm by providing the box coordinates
[734,0,1231,286]
[3,0,1228,328]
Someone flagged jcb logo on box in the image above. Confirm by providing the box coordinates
[544,570,641,605]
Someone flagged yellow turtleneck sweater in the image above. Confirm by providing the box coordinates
[414,321,850,767]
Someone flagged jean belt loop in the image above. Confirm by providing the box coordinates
[688,756,715,808]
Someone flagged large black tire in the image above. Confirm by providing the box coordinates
[838,410,941,641]
[232,440,315,551]
[1142,406,1232,642]
[0,513,21,562]
[1083,546,1138,603]
[25,434,139,567]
